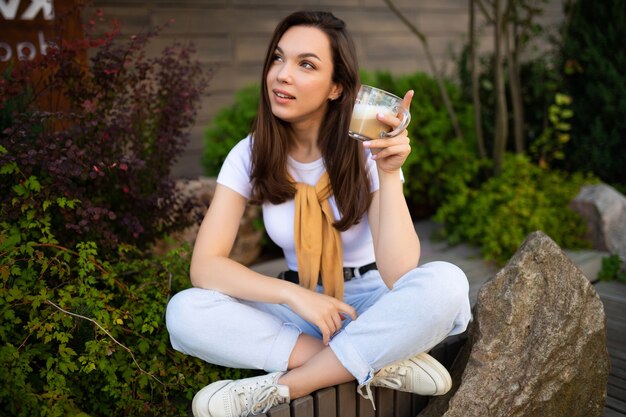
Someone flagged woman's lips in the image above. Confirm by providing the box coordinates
[273,89,295,102]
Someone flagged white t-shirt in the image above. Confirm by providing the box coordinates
[216,135,380,271]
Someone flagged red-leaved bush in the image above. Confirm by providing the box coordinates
[0,8,211,253]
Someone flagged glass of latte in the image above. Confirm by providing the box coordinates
[348,85,411,141]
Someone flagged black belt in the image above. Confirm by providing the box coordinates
[277,262,378,286]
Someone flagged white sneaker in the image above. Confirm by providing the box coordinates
[192,371,290,417]
[358,352,452,409]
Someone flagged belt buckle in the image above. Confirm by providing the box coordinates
[343,268,353,282]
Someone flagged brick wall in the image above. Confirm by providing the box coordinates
[89,0,564,178]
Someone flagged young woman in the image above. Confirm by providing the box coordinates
[166,11,471,417]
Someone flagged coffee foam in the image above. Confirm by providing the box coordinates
[351,103,394,119]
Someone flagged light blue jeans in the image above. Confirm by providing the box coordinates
[166,261,471,384]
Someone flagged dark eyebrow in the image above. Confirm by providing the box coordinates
[275,46,322,62]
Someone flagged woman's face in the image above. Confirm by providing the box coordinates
[266,25,342,128]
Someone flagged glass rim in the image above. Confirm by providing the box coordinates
[358,84,403,101]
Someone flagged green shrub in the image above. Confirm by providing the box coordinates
[202,72,481,218]
[202,84,259,176]
[434,153,594,264]
[598,255,626,283]
[0,163,254,416]
[558,0,626,188]
[528,92,573,168]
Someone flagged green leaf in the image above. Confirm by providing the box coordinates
[555,93,572,105]
[0,162,18,175]
[12,183,27,197]
[26,176,41,192]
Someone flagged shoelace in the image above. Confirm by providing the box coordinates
[357,381,377,411]
[251,385,284,415]
[233,383,284,416]
[357,368,405,411]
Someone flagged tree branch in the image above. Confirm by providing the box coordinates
[469,0,487,158]
[502,0,517,33]
[492,0,509,174]
[383,0,464,140]
[383,0,427,43]
[46,299,164,386]
[476,0,494,21]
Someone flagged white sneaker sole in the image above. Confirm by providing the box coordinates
[192,380,232,417]
[410,352,452,395]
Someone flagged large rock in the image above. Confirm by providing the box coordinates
[570,183,626,261]
[152,177,263,265]
[421,231,610,417]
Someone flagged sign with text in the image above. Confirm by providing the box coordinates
[0,0,83,68]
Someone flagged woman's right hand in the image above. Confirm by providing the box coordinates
[285,285,357,345]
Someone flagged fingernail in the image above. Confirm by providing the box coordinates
[377,112,385,119]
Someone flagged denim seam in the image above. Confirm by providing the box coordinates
[329,328,375,385]
[263,322,302,372]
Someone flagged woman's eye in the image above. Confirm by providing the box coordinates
[272,54,283,62]
[301,61,315,69]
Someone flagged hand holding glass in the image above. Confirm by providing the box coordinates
[348,85,411,141]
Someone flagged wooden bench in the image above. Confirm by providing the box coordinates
[261,381,427,417]
[260,333,467,417]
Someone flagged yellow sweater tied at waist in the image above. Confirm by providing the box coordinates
[291,171,344,300]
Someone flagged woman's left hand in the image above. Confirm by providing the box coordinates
[363,90,413,174]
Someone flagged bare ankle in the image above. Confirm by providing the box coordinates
[277,373,310,399]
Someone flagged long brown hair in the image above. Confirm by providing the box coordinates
[249,11,371,231]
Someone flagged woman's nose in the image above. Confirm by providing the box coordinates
[276,63,293,84]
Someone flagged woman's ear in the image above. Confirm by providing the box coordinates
[329,84,343,101]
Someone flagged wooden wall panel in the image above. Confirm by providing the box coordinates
[83,0,565,178]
